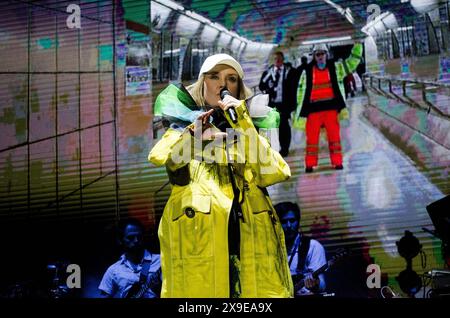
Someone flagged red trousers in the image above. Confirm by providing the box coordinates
[305,110,342,168]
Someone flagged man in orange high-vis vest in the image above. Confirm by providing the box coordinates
[294,43,363,173]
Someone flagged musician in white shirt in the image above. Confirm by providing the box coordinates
[99,219,161,298]
[275,202,326,296]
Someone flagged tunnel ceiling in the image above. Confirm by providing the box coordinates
[173,0,421,46]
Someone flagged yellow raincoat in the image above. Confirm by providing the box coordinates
[149,101,294,298]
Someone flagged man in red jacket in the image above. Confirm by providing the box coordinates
[295,42,363,173]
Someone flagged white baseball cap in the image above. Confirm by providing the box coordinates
[198,53,244,79]
[312,44,329,53]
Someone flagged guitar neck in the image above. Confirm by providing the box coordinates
[126,267,162,299]
[312,263,328,278]
[136,268,162,298]
[293,251,347,294]
[294,262,332,291]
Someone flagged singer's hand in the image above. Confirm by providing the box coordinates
[197,108,215,126]
[189,109,227,140]
[201,127,227,141]
[217,95,241,112]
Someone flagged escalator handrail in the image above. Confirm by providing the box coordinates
[363,74,450,120]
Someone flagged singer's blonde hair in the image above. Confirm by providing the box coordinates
[187,65,252,107]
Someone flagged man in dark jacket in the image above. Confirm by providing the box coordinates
[259,51,299,157]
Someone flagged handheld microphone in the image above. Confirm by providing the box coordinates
[220,88,238,123]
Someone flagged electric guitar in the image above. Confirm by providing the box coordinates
[124,267,162,298]
[292,249,347,295]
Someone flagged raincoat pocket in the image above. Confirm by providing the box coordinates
[170,194,213,258]
[248,195,272,214]
[246,191,277,256]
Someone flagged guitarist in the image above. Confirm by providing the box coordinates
[99,218,162,298]
[275,202,327,296]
